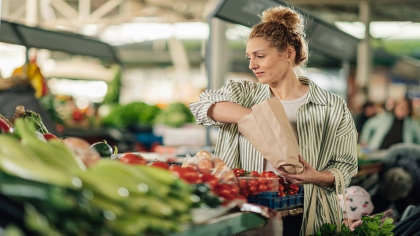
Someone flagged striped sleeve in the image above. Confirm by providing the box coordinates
[189,82,234,126]
[323,101,358,193]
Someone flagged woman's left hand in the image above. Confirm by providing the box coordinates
[277,155,318,185]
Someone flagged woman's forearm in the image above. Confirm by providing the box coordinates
[208,102,251,124]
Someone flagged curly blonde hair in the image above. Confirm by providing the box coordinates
[248,6,308,67]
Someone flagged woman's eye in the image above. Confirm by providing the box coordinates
[257,55,264,59]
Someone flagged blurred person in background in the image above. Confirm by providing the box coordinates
[354,101,377,139]
[359,98,420,151]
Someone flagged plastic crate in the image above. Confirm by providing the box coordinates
[247,188,304,210]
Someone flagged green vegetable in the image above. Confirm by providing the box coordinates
[310,213,395,236]
[153,102,195,127]
[90,141,113,158]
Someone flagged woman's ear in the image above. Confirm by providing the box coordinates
[285,46,296,62]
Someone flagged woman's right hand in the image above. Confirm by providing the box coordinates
[208,102,251,124]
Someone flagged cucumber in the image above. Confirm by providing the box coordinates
[90,142,113,158]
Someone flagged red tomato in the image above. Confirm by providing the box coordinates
[239,179,248,188]
[250,171,260,177]
[258,178,267,184]
[43,133,59,141]
[0,120,12,133]
[240,189,249,197]
[148,161,170,169]
[201,174,219,188]
[289,184,300,192]
[248,185,257,193]
[287,189,297,195]
[214,184,235,200]
[235,195,248,202]
[169,164,182,170]
[278,184,285,192]
[119,153,147,165]
[278,191,286,197]
[267,183,274,191]
[258,184,268,192]
[229,185,240,196]
[179,167,201,184]
[248,179,259,186]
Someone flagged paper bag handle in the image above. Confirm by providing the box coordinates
[305,168,349,235]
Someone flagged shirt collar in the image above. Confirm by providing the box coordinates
[298,77,327,106]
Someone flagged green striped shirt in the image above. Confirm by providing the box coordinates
[190,77,358,235]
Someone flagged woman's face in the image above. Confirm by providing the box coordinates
[394,100,410,119]
[246,37,290,85]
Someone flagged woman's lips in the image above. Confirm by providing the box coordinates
[255,72,264,77]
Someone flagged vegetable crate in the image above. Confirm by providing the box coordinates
[247,188,303,210]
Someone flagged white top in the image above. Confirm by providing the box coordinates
[265,91,308,172]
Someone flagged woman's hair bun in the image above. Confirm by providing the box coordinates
[261,6,304,35]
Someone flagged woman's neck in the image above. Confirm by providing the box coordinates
[269,75,308,101]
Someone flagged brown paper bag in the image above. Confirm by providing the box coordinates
[238,97,303,174]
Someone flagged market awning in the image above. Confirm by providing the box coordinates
[211,0,360,62]
[0,20,119,62]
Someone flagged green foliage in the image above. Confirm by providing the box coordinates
[102,65,122,105]
[310,213,395,236]
[153,102,195,127]
[101,102,160,128]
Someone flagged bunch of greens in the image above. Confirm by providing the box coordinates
[153,102,195,128]
[101,102,160,128]
[310,213,395,236]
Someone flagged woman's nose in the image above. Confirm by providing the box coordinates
[249,59,258,70]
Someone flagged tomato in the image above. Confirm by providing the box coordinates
[240,189,249,197]
[201,174,219,188]
[258,184,268,192]
[278,184,285,192]
[287,189,297,195]
[248,185,257,193]
[250,171,260,177]
[43,133,59,141]
[278,191,286,197]
[235,195,248,202]
[0,120,12,133]
[148,161,170,169]
[214,184,235,200]
[169,164,182,170]
[239,179,248,188]
[248,179,259,186]
[258,178,267,184]
[267,182,274,191]
[289,184,299,192]
[119,153,147,165]
[229,185,240,196]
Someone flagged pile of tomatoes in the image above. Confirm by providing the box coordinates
[233,169,300,197]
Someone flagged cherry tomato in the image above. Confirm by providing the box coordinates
[289,184,300,192]
[169,166,201,184]
[258,184,268,192]
[248,179,259,186]
[248,185,257,193]
[201,173,219,188]
[214,184,235,200]
[43,133,59,141]
[240,189,249,197]
[258,178,267,184]
[239,179,248,188]
[250,171,260,177]
[278,191,286,197]
[119,153,147,165]
[148,161,170,169]
[278,184,285,192]
[287,189,297,195]
[236,169,245,176]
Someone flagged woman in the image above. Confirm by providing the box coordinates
[190,6,357,235]
[360,98,420,151]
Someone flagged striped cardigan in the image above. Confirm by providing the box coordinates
[190,77,358,235]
